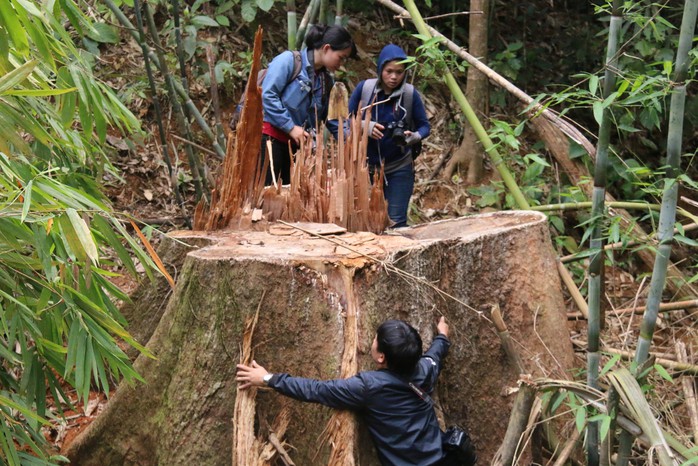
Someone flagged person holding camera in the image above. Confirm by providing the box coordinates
[236,316,475,466]
[260,25,356,186]
[348,44,431,228]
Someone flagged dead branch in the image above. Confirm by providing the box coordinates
[676,342,698,443]
[572,340,698,375]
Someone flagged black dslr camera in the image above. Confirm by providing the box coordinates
[443,426,477,465]
[386,120,407,146]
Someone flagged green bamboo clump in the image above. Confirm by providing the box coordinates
[144,3,207,201]
[102,0,226,159]
[615,2,698,465]
[132,0,191,224]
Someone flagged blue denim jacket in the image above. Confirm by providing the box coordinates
[268,334,451,466]
[262,49,331,134]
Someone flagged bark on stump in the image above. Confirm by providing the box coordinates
[65,211,575,465]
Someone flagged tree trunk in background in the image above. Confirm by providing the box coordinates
[64,213,575,466]
[445,0,490,183]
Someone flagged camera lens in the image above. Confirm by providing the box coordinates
[392,121,407,146]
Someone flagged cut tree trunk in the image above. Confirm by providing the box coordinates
[65,212,575,465]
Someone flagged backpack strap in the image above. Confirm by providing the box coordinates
[360,78,379,112]
[402,83,414,129]
[290,50,303,81]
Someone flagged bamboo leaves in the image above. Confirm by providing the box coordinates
[0,0,166,463]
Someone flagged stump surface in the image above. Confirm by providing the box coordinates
[65,212,574,465]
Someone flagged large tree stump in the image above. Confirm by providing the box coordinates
[65,212,574,465]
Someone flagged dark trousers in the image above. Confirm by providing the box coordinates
[383,163,415,228]
[260,134,295,186]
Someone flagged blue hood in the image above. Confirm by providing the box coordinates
[376,44,407,77]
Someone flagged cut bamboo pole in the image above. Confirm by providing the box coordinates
[559,223,698,264]
[492,304,526,374]
[573,340,698,375]
[551,424,582,466]
[492,383,537,466]
[676,341,698,443]
[568,299,698,319]
[491,303,535,465]
[557,259,589,319]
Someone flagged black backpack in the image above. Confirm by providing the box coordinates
[229,50,303,130]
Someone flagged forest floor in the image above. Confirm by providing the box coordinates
[49,4,698,462]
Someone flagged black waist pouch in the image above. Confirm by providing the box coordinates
[443,426,477,466]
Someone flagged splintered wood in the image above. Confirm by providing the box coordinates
[194,30,389,233]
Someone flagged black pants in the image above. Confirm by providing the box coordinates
[260,134,295,186]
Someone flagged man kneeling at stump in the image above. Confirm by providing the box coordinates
[236,316,470,466]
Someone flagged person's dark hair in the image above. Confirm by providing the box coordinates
[304,24,357,58]
[376,320,422,376]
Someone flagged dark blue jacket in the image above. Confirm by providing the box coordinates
[348,44,430,168]
[268,334,450,466]
[262,49,332,133]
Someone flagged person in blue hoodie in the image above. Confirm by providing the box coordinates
[261,25,356,186]
[348,44,431,228]
[236,317,461,466]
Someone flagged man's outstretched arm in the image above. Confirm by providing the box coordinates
[236,361,367,410]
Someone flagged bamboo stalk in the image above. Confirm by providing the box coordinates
[287,0,297,49]
[206,44,226,149]
[587,3,624,463]
[334,0,344,25]
[144,4,207,203]
[401,0,530,210]
[318,0,328,24]
[131,0,190,226]
[618,7,698,459]
[634,0,698,366]
[531,202,698,224]
[676,342,698,442]
[296,0,319,47]
[102,0,226,159]
[491,304,525,374]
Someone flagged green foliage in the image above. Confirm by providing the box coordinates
[467,119,550,209]
[0,0,158,463]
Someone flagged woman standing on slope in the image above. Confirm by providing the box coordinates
[261,25,356,186]
[349,44,430,228]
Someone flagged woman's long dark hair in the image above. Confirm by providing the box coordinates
[304,24,356,57]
